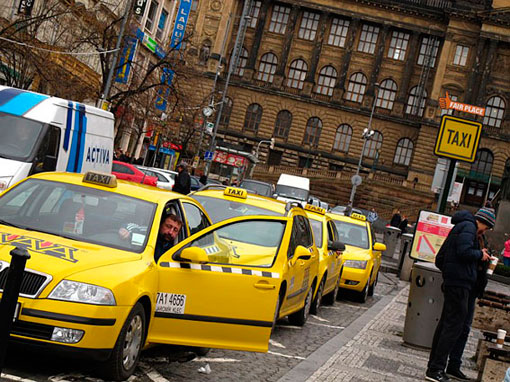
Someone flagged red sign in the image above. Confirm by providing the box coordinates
[439,92,485,117]
[213,151,246,167]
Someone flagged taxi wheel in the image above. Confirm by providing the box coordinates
[103,303,146,381]
[310,277,325,315]
[323,276,339,305]
[368,272,378,297]
[288,286,313,326]
[358,282,369,303]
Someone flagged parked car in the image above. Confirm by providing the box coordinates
[308,195,329,211]
[190,175,202,191]
[136,166,176,191]
[112,161,157,187]
[330,205,363,216]
[239,179,275,197]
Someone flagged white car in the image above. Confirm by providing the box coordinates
[136,166,176,191]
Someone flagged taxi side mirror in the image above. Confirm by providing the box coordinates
[328,240,345,252]
[295,245,311,261]
[178,247,209,263]
[373,242,386,252]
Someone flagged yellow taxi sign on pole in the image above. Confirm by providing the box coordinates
[434,115,482,163]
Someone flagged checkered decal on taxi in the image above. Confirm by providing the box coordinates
[160,262,280,279]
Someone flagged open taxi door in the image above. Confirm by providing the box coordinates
[149,216,288,352]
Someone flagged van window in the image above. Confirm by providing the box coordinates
[33,125,60,173]
[0,112,44,161]
[275,184,309,200]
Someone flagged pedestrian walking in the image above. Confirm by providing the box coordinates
[399,215,409,234]
[173,162,191,195]
[390,209,401,228]
[426,207,495,382]
[503,234,510,267]
[367,208,379,223]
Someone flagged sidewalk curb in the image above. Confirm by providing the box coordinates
[277,280,403,382]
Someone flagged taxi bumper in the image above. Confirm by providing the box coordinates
[338,267,369,292]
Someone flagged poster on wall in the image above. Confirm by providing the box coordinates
[409,210,454,263]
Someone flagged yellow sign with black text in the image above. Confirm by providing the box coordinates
[434,116,482,163]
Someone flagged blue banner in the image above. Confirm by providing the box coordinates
[115,37,138,84]
[155,68,174,111]
[170,0,193,50]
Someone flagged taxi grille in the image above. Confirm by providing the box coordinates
[0,268,48,297]
[11,320,54,340]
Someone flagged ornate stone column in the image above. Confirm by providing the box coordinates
[393,30,420,115]
[332,17,360,102]
[273,4,300,88]
[363,24,389,108]
[476,39,498,106]
[303,11,329,96]
[244,0,271,79]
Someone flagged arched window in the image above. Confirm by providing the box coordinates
[257,53,278,83]
[243,103,263,133]
[274,110,292,139]
[303,117,322,147]
[471,149,493,175]
[483,96,506,128]
[219,97,233,127]
[363,130,383,158]
[345,72,367,103]
[286,59,308,89]
[393,138,414,166]
[315,66,337,96]
[333,124,352,152]
[376,79,397,110]
[405,86,427,116]
[233,47,249,76]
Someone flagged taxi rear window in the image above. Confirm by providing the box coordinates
[332,220,369,249]
[192,195,283,223]
[0,178,156,253]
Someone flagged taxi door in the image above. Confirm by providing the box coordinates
[148,216,285,352]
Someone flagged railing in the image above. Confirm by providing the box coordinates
[377,0,453,9]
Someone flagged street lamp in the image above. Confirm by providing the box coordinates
[347,84,379,211]
[193,104,215,168]
[249,138,275,177]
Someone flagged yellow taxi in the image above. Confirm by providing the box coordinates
[304,204,345,313]
[0,172,300,380]
[192,186,320,326]
[327,212,386,302]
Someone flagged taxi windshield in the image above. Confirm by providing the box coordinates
[0,178,156,252]
[0,113,44,161]
[192,195,283,223]
[332,220,369,249]
[309,218,323,248]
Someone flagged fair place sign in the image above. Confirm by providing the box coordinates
[434,115,482,163]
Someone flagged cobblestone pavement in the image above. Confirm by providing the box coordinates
[1,273,398,382]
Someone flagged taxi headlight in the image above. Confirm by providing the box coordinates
[344,260,368,269]
[49,280,116,305]
[0,176,13,192]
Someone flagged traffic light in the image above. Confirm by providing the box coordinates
[270,138,275,150]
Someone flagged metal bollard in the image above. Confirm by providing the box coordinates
[0,247,30,374]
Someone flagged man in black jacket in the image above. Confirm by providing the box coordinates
[173,162,191,194]
[426,208,495,382]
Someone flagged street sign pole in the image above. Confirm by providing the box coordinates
[438,159,456,214]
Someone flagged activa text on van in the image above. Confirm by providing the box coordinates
[0,86,114,192]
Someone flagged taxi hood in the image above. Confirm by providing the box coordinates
[0,226,142,284]
[343,245,371,260]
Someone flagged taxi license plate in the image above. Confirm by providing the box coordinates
[13,302,21,322]
[156,293,186,315]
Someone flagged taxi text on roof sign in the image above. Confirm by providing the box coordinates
[434,115,482,163]
[304,204,326,215]
[350,213,366,221]
[83,171,117,188]
[224,187,247,199]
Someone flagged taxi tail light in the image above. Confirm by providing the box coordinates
[51,327,84,343]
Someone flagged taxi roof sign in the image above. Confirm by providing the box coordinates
[350,213,366,221]
[224,187,247,199]
[304,204,326,215]
[434,116,482,163]
[83,171,117,188]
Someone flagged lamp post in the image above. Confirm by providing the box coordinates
[249,138,275,177]
[348,84,379,209]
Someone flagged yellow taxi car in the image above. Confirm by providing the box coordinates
[192,186,320,326]
[303,204,345,313]
[327,212,386,302]
[0,172,303,380]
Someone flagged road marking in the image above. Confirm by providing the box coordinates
[308,322,345,329]
[275,325,303,330]
[268,351,306,360]
[310,314,329,322]
[1,374,39,382]
[192,357,241,363]
[139,362,170,382]
[269,339,286,348]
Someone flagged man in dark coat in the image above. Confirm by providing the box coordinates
[390,210,401,228]
[426,208,495,382]
[173,162,191,194]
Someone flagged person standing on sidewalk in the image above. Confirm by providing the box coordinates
[503,234,510,267]
[173,162,191,195]
[426,208,495,382]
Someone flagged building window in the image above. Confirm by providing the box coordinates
[394,138,414,166]
[405,86,427,117]
[388,31,409,61]
[298,11,320,41]
[191,0,199,11]
[345,72,367,103]
[145,0,159,32]
[268,150,283,166]
[303,117,322,147]
[376,79,397,110]
[363,130,383,158]
[233,47,249,76]
[441,93,458,116]
[357,24,379,54]
[274,110,292,139]
[156,8,168,40]
[298,156,313,168]
[219,97,233,127]
[315,66,337,96]
[269,4,291,34]
[249,1,262,28]
[483,96,506,128]
[417,36,440,67]
[471,149,493,176]
[286,59,308,89]
[333,124,352,152]
[244,103,263,133]
[453,45,469,66]
[328,17,350,47]
[257,53,278,83]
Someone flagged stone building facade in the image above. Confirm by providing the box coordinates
[185,0,510,207]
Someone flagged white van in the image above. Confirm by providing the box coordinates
[0,86,114,192]
[274,173,310,206]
